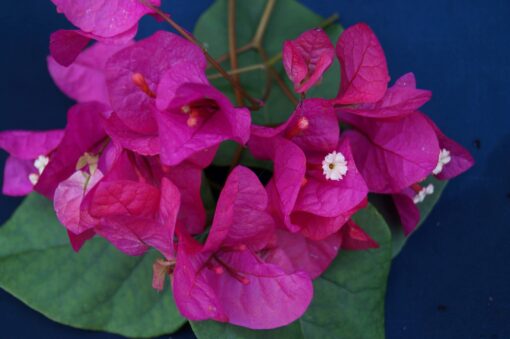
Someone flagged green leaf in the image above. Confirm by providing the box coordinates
[194,0,342,167]
[370,177,448,258]
[0,194,186,338]
[191,204,392,339]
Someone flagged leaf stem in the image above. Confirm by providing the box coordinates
[208,64,266,80]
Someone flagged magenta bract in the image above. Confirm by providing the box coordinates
[283,28,335,93]
[335,23,390,105]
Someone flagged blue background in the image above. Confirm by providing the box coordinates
[1,0,508,338]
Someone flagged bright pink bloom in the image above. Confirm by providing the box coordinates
[157,81,251,166]
[335,23,390,105]
[48,41,132,104]
[283,28,335,93]
[172,166,313,329]
[338,73,432,119]
[342,112,440,194]
[155,59,250,166]
[249,100,368,239]
[0,130,63,196]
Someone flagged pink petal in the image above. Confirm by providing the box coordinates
[165,162,206,235]
[173,241,313,329]
[283,28,335,93]
[343,113,440,193]
[67,228,95,252]
[48,41,132,104]
[156,61,209,111]
[339,73,432,118]
[392,189,420,236]
[272,139,307,218]
[105,31,206,135]
[335,23,390,105]
[284,99,339,154]
[2,157,35,196]
[340,219,379,250]
[49,30,91,67]
[89,180,160,219]
[54,169,104,235]
[265,228,343,279]
[0,130,63,160]
[157,83,250,166]
[204,166,274,252]
[294,136,368,217]
[51,0,161,38]
[92,178,180,259]
[103,112,160,156]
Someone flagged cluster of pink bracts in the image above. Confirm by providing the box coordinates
[0,1,473,330]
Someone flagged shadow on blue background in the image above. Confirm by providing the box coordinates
[0,1,508,338]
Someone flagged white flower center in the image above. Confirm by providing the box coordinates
[413,184,435,204]
[322,151,348,181]
[432,148,451,175]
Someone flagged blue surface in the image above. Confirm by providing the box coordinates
[0,0,508,338]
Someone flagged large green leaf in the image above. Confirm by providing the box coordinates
[194,0,342,167]
[371,177,448,258]
[0,194,186,338]
[191,204,392,339]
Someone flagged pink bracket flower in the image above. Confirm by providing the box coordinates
[172,166,313,329]
[249,99,368,240]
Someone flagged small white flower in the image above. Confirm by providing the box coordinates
[322,151,348,181]
[33,155,49,175]
[413,184,435,204]
[28,173,39,186]
[432,148,451,175]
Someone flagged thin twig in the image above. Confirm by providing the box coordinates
[228,0,243,106]
[252,0,276,46]
[258,46,298,105]
[208,64,266,80]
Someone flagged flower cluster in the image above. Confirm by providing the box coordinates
[0,2,473,330]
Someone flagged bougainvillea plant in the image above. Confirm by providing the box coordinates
[0,0,473,338]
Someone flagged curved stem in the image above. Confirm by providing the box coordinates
[228,0,243,106]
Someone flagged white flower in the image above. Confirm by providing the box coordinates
[28,155,50,186]
[28,173,39,186]
[322,151,348,181]
[413,184,435,204]
[432,148,451,175]
[33,155,49,175]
